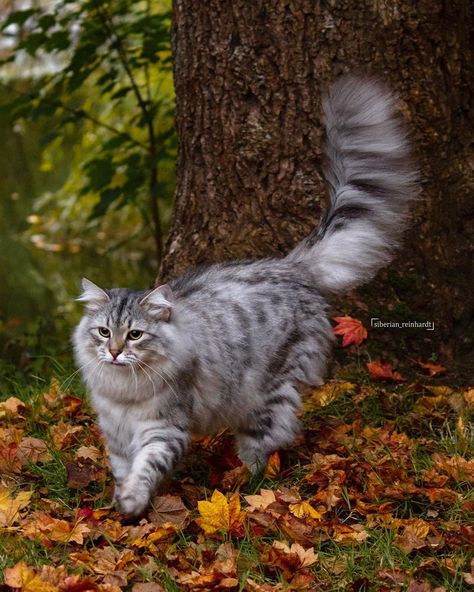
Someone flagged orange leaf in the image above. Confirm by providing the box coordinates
[333,316,367,347]
[367,359,405,382]
[4,561,58,592]
[264,451,281,479]
[0,396,27,418]
[416,360,447,376]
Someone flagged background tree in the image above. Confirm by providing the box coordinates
[163,0,473,375]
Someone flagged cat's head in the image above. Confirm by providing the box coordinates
[73,278,176,373]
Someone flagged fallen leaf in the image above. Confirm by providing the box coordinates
[132,584,165,592]
[17,437,52,464]
[264,451,280,479]
[245,489,277,511]
[333,316,368,347]
[416,360,447,376]
[75,445,102,463]
[196,490,243,535]
[0,396,27,418]
[49,421,83,449]
[432,454,474,484]
[4,561,58,592]
[0,485,32,526]
[306,381,355,409]
[289,501,322,520]
[367,359,405,382]
[332,523,369,545]
[148,494,189,528]
[65,461,95,489]
[262,540,317,579]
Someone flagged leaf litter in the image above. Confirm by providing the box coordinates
[0,369,472,591]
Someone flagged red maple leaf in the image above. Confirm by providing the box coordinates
[367,359,406,382]
[416,360,447,377]
[333,316,368,347]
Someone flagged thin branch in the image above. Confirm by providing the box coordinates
[5,83,147,150]
[97,5,163,263]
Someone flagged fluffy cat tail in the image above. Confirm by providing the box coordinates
[287,75,418,295]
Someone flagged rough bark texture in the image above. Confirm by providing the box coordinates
[161,0,473,374]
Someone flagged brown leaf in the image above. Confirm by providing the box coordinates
[148,494,189,528]
[333,316,368,347]
[132,584,166,592]
[75,445,102,463]
[17,437,52,464]
[432,453,474,484]
[50,421,83,450]
[261,540,317,579]
[66,461,96,489]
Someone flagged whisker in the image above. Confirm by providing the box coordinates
[137,359,180,402]
[60,358,96,391]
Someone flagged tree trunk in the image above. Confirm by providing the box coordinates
[160,0,473,375]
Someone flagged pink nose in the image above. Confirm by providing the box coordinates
[109,349,122,359]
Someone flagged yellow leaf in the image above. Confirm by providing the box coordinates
[4,561,58,592]
[196,490,232,534]
[49,519,90,545]
[0,485,32,527]
[305,382,355,411]
[289,501,322,520]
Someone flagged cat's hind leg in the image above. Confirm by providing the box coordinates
[235,383,302,471]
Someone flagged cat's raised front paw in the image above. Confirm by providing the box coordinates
[115,480,150,517]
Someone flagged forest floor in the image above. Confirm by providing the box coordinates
[0,352,473,591]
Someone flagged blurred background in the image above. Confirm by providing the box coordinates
[0,0,175,387]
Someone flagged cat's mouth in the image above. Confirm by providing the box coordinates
[111,360,127,366]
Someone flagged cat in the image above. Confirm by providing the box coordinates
[73,75,417,516]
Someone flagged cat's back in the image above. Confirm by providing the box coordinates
[170,258,331,364]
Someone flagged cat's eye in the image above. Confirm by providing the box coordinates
[98,327,110,338]
[127,330,143,341]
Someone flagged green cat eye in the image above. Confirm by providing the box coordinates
[128,330,143,340]
[98,327,110,338]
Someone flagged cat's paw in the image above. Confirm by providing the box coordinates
[115,480,150,517]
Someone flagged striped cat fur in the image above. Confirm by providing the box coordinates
[73,75,417,516]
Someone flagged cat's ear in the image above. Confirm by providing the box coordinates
[76,278,110,311]
[139,284,173,321]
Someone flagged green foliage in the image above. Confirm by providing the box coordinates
[1,0,175,263]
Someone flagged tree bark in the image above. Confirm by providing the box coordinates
[160,0,473,373]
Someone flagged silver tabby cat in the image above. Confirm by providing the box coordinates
[73,75,417,516]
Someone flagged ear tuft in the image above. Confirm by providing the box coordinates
[139,284,173,321]
[76,278,110,311]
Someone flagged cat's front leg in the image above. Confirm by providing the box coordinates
[116,421,189,516]
[108,449,130,505]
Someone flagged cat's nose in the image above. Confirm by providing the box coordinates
[109,349,122,359]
